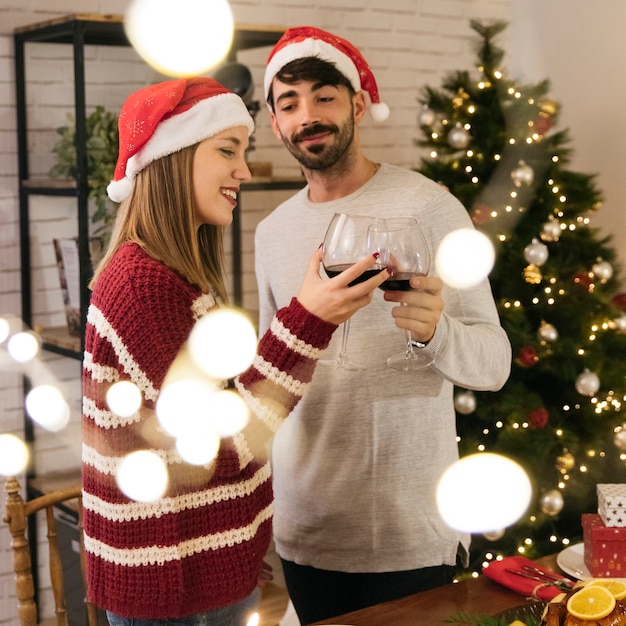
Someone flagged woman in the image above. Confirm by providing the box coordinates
[81,77,388,626]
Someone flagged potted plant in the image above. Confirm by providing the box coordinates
[49,105,119,249]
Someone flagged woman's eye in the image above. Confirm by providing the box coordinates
[220,148,235,157]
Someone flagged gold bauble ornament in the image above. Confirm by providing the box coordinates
[523,263,542,284]
[539,98,558,116]
[556,451,575,473]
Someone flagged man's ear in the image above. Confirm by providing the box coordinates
[353,91,367,123]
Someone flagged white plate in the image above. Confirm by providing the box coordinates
[557,542,591,580]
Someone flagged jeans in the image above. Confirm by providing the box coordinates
[106,588,260,626]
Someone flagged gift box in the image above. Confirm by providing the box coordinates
[582,513,626,577]
[597,483,626,527]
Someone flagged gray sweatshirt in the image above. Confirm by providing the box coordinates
[255,163,512,573]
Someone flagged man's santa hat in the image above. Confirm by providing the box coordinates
[107,77,254,203]
[264,26,390,122]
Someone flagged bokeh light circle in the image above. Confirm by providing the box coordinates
[125,0,234,77]
[0,434,30,476]
[436,452,532,533]
[116,450,168,503]
[206,389,250,437]
[106,380,142,417]
[7,331,41,363]
[25,384,70,432]
[188,309,257,380]
[156,379,217,438]
[176,427,220,466]
[435,228,495,289]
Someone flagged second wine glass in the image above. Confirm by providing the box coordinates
[379,217,435,370]
[321,212,388,370]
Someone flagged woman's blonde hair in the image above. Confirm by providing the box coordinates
[90,144,228,302]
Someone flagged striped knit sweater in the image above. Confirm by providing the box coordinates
[82,242,336,619]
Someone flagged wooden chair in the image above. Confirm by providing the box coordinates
[3,475,99,626]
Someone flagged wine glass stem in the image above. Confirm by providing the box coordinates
[336,318,352,365]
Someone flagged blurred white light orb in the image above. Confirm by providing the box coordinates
[0,434,30,476]
[116,450,168,503]
[25,384,70,432]
[435,228,495,289]
[246,613,260,626]
[156,379,217,438]
[7,331,41,363]
[436,452,532,533]
[125,0,234,77]
[176,426,220,466]
[189,309,257,380]
[206,389,250,437]
[106,380,143,417]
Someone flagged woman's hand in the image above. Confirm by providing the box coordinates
[383,275,444,344]
[297,248,389,325]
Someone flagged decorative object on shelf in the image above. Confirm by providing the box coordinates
[52,238,81,337]
[49,105,120,248]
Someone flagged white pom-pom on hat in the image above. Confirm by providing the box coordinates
[264,26,390,123]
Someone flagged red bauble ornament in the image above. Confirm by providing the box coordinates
[470,203,491,226]
[516,345,538,367]
[529,407,549,429]
[573,271,592,291]
[534,113,552,135]
[612,292,626,311]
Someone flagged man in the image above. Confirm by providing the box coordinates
[256,26,512,625]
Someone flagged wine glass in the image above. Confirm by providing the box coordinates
[379,217,434,370]
[320,212,388,370]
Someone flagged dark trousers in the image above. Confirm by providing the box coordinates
[280,558,455,625]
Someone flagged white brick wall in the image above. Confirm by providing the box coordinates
[0,1,516,623]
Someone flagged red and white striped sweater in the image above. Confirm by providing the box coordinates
[82,242,336,618]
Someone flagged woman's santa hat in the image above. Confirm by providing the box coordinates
[264,26,390,122]
[107,77,254,203]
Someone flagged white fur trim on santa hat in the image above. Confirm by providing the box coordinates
[264,38,361,104]
[107,92,254,203]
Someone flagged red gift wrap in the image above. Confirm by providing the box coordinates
[582,513,626,577]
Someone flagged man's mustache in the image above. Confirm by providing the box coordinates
[294,124,337,143]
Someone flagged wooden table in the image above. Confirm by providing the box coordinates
[313,554,561,625]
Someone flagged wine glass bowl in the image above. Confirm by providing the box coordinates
[379,217,434,371]
[320,213,388,370]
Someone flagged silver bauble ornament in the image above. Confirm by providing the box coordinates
[511,160,535,187]
[591,260,614,283]
[540,220,561,242]
[454,390,477,414]
[448,123,470,149]
[614,425,626,451]
[418,105,436,127]
[575,369,600,396]
[537,321,559,343]
[540,489,564,516]
[483,529,505,541]
[523,238,549,267]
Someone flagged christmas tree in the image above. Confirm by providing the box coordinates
[416,20,626,571]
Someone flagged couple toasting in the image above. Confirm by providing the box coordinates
[82,25,511,626]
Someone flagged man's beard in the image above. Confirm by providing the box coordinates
[282,116,355,171]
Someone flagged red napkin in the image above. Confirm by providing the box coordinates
[483,556,572,601]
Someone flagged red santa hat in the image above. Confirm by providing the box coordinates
[264,26,390,122]
[107,77,254,203]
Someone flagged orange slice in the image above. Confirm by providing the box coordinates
[585,578,626,600]
[566,584,616,620]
